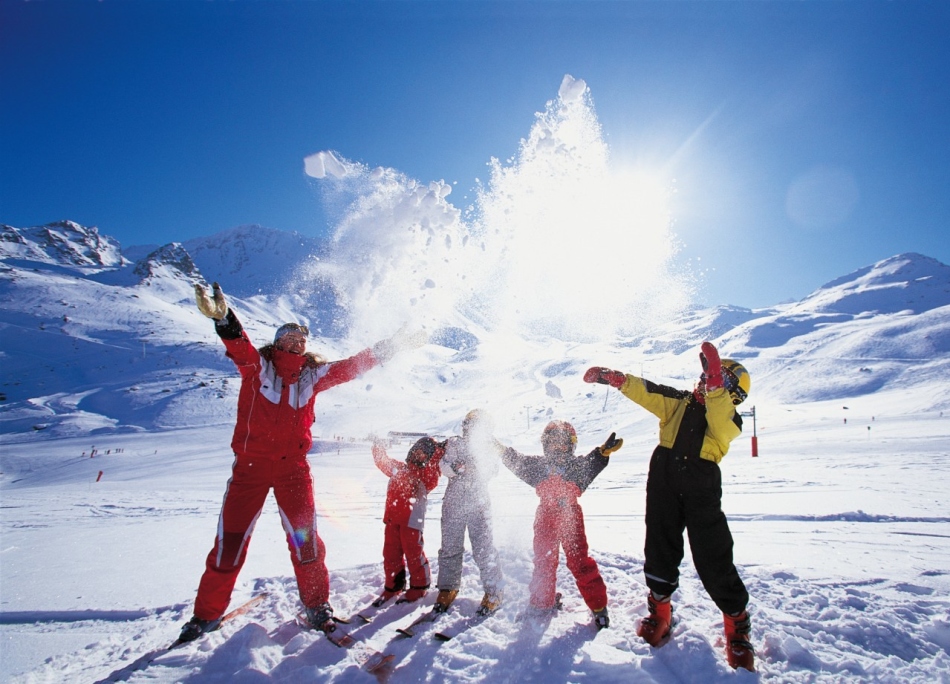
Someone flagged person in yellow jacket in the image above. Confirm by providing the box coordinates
[584,341,755,672]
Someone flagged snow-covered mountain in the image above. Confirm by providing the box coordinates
[0,220,126,269]
[2,221,950,440]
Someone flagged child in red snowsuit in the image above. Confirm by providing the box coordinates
[501,421,623,629]
[373,437,445,604]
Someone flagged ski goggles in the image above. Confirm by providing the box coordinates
[274,323,310,343]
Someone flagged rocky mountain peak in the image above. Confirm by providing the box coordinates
[0,221,126,269]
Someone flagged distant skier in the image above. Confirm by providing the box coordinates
[179,282,425,642]
[500,420,622,629]
[434,410,505,616]
[372,436,445,605]
[584,341,755,671]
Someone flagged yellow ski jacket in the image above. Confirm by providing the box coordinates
[618,375,742,464]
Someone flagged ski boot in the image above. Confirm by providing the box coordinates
[374,570,406,607]
[396,585,429,604]
[433,589,459,614]
[476,589,502,616]
[592,606,610,630]
[304,603,336,633]
[178,615,222,643]
[637,593,672,647]
[523,592,562,620]
[723,610,755,672]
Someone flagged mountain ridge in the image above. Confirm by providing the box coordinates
[2,220,949,439]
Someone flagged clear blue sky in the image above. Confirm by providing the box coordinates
[2,0,949,309]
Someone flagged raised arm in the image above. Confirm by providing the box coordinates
[501,447,547,488]
[372,441,399,478]
[195,282,260,369]
[584,365,685,421]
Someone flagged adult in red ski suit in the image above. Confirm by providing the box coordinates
[372,437,444,604]
[501,421,623,629]
[180,282,424,642]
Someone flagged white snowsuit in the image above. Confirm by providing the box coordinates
[437,435,503,593]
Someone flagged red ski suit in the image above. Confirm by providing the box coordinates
[502,445,610,612]
[194,310,378,620]
[373,443,443,592]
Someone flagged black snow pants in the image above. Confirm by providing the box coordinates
[643,445,749,615]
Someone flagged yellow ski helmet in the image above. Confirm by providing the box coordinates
[721,359,750,405]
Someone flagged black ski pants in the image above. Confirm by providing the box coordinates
[642,446,749,615]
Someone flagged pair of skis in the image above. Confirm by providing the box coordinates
[395,602,497,640]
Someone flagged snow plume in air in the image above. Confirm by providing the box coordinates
[301,75,691,345]
[301,154,469,343]
[471,74,690,340]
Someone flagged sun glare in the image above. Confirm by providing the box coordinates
[307,75,691,344]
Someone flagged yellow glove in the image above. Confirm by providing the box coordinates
[195,282,228,320]
[600,432,623,457]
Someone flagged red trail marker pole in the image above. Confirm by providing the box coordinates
[741,406,758,457]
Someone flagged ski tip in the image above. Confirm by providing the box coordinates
[433,632,451,642]
[327,632,355,647]
[364,652,396,673]
[395,628,414,638]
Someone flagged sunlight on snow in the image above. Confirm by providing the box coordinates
[302,75,692,344]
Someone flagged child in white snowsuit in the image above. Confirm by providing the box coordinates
[434,409,504,615]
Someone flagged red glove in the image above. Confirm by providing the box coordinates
[700,342,723,391]
[584,367,626,389]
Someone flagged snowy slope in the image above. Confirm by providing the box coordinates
[1,407,948,683]
[719,254,950,406]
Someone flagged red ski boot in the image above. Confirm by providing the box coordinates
[637,593,672,647]
[396,585,428,604]
[723,610,755,672]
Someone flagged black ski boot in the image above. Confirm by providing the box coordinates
[178,615,222,643]
[304,603,336,633]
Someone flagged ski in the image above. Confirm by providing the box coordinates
[296,610,356,647]
[364,650,396,674]
[168,592,269,649]
[296,609,395,680]
[395,608,442,638]
[433,609,494,641]
[99,593,270,682]
[355,592,401,623]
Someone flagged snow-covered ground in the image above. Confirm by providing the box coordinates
[2,391,949,683]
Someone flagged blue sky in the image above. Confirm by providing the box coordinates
[2,0,949,309]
